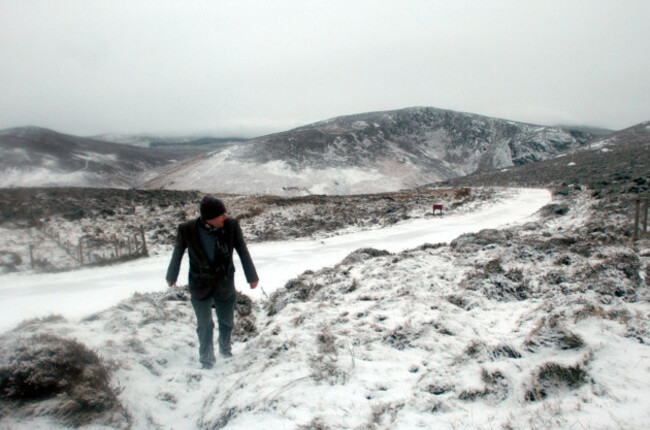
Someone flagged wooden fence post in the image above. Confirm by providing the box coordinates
[633,199,640,244]
[140,226,148,257]
[78,240,84,264]
[643,196,648,236]
[29,245,35,270]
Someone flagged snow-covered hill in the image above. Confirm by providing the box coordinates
[142,107,597,195]
[1,108,600,194]
[1,188,648,429]
[440,120,650,197]
[0,127,181,188]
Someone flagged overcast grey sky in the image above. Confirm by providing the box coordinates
[1,0,648,137]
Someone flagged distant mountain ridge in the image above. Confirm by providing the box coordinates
[241,107,597,168]
[2,107,634,195]
[0,127,185,188]
[143,106,601,195]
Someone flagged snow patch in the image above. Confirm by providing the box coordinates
[0,167,95,188]
[0,188,551,333]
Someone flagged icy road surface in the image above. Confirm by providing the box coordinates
[0,188,551,333]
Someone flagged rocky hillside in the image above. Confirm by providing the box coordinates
[439,120,650,220]
[142,107,599,195]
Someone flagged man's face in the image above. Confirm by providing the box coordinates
[205,213,227,228]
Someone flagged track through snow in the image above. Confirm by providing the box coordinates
[0,188,551,333]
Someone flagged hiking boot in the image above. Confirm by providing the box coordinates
[201,362,214,369]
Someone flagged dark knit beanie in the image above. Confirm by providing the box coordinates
[200,196,227,221]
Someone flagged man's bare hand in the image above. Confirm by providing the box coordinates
[167,281,176,287]
[250,281,259,289]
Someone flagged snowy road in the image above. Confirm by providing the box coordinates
[0,188,551,333]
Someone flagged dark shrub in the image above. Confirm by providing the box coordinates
[525,362,588,401]
[451,229,512,253]
[484,258,504,274]
[265,276,325,316]
[538,203,570,217]
[491,344,522,359]
[0,333,127,427]
[236,292,254,316]
[341,247,391,265]
[454,188,471,199]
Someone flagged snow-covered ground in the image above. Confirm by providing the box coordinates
[0,189,550,334]
[2,187,649,430]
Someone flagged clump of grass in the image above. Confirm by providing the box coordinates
[573,302,606,322]
[581,252,642,301]
[298,417,330,430]
[234,205,264,221]
[446,294,469,309]
[369,402,405,428]
[454,187,471,199]
[0,333,128,427]
[525,362,588,401]
[310,328,347,385]
[341,247,391,265]
[383,323,423,350]
[458,368,509,403]
[13,314,65,331]
[537,203,570,217]
[484,258,505,274]
[233,292,257,342]
[317,327,338,355]
[463,340,487,360]
[265,276,325,316]
[209,407,238,430]
[524,315,585,352]
[491,344,522,359]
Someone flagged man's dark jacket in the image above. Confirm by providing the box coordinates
[166,217,258,300]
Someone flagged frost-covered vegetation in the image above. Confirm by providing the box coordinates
[1,121,648,429]
[0,186,492,273]
[0,184,648,429]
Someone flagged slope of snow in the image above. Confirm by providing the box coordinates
[144,152,445,196]
[1,187,648,430]
[0,189,550,335]
[0,167,95,188]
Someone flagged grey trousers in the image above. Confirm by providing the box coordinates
[190,290,236,366]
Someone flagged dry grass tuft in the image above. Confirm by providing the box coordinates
[525,362,588,401]
[0,333,128,427]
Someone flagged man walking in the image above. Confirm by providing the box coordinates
[166,196,259,369]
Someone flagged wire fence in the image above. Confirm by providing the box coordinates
[30,224,148,270]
